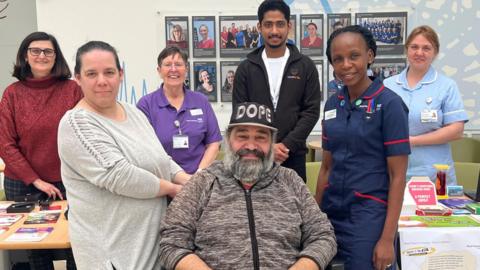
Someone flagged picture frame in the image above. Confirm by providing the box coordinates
[165,16,189,55]
[220,61,241,102]
[192,16,216,58]
[193,61,217,102]
[300,14,324,56]
[355,12,408,55]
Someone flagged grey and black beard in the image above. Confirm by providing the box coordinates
[223,145,274,185]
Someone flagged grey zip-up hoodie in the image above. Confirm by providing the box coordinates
[159,161,337,270]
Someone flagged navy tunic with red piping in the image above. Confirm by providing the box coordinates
[321,77,410,269]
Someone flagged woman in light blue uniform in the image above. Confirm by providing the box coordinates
[384,25,468,185]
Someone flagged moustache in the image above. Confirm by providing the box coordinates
[268,34,283,39]
[236,149,265,159]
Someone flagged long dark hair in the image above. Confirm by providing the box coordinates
[12,31,71,81]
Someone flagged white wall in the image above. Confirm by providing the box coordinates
[0,0,37,94]
[35,0,480,133]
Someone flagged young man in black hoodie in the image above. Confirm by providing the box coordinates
[233,0,321,182]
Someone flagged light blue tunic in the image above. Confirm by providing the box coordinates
[384,66,469,185]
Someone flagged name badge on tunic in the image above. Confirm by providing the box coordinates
[324,109,337,120]
[421,110,438,123]
[173,134,189,149]
[190,109,203,116]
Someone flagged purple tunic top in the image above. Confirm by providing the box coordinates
[137,85,222,174]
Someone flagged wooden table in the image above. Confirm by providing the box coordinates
[307,141,322,162]
[0,201,70,250]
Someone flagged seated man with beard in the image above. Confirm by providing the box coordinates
[159,102,337,270]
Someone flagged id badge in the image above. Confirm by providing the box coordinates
[421,110,438,123]
[173,134,189,149]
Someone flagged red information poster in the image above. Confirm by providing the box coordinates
[407,178,437,206]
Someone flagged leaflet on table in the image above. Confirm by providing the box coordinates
[24,210,61,225]
[0,214,23,226]
[399,215,480,227]
[5,227,54,242]
[400,226,480,270]
[438,198,474,209]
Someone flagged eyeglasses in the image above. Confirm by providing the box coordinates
[28,47,56,57]
[161,62,186,69]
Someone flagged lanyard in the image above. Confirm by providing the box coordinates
[174,120,182,135]
[261,48,290,110]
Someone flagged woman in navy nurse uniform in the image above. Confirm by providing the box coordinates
[315,25,411,270]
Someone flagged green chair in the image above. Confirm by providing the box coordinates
[306,162,321,195]
[454,162,480,191]
[451,137,480,163]
[0,189,5,201]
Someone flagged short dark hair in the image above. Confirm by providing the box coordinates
[157,46,188,67]
[74,41,121,75]
[326,25,377,68]
[12,31,71,81]
[257,0,290,23]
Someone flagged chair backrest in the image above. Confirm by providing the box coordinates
[306,162,321,194]
[454,162,480,191]
[451,137,480,163]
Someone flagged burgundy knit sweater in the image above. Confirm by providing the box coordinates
[0,77,83,185]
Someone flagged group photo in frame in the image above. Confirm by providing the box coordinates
[371,58,407,80]
[192,16,216,58]
[219,61,240,102]
[355,12,408,55]
[327,13,351,38]
[300,14,324,56]
[165,16,189,55]
[219,15,259,57]
[193,62,217,102]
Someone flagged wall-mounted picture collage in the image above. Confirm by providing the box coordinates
[164,12,407,105]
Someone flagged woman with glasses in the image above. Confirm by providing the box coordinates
[0,31,81,269]
[137,46,221,174]
[167,24,187,49]
[384,25,468,185]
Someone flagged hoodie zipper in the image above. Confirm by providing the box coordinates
[244,188,260,270]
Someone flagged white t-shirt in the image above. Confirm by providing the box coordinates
[262,48,290,110]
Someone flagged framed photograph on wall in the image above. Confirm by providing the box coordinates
[165,16,189,55]
[219,15,258,57]
[192,16,216,58]
[355,12,408,55]
[184,61,191,89]
[371,58,407,80]
[300,14,324,56]
[326,63,342,99]
[220,61,240,102]
[327,13,351,39]
[193,62,217,102]
[313,60,324,102]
